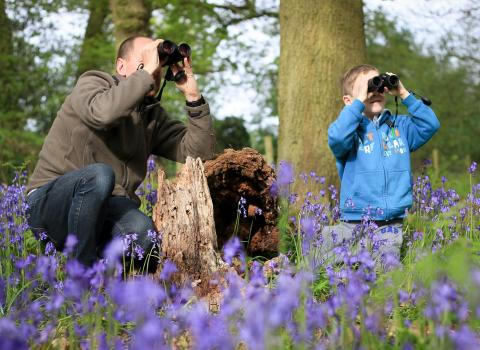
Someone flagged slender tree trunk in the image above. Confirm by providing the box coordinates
[110,0,152,48]
[76,0,110,78]
[0,0,18,129]
[278,0,366,190]
[0,0,12,55]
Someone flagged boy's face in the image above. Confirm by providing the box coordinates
[343,70,386,119]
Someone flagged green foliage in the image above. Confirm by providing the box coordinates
[148,0,229,118]
[365,10,480,170]
[0,128,43,183]
[76,0,115,77]
[150,0,278,138]
[250,127,278,162]
[214,116,250,153]
[1,0,79,133]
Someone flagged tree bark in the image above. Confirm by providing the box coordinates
[204,148,279,258]
[153,157,229,297]
[110,0,152,48]
[278,0,366,190]
[76,0,110,78]
[0,0,12,56]
[0,0,16,128]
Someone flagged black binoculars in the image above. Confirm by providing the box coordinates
[368,73,399,93]
[157,40,191,83]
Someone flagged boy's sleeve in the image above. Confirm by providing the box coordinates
[400,94,440,151]
[328,99,364,159]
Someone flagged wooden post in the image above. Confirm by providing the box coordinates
[263,135,274,165]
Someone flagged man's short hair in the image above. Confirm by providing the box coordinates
[117,36,142,60]
[341,64,378,96]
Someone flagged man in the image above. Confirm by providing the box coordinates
[26,36,215,267]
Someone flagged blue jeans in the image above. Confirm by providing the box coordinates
[26,163,156,267]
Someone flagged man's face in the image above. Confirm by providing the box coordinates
[348,70,386,119]
[116,37,162,96]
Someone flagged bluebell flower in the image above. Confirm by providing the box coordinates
[277,161,294,186]
[131,317,167,350]
[103,237,125,265]
[147,155,156,173]
[450,325,479,348]
[0,317,29,350]
[222,236,245,267]
[64,234,78,255]
[468,161,477,174]
[160,259,178,281]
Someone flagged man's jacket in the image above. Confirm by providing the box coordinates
[328,95,440,221]
[28,69,215,205]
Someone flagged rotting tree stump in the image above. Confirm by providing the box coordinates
[204,148,279,258]
[152,157,230,299]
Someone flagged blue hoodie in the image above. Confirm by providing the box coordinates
[328,94,440,221]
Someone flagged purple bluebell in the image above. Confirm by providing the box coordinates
[222,236,245,268]
[103,237,125,265]
[64,234,78,255]
[159,259,178,281]
[237,196,247,218]
[450,325,479,348]
[468,161,477,174]
[0,318,29,350]
[147,156,156,173]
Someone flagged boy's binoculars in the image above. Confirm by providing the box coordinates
[368,73,399,93]
[157,40,191,83]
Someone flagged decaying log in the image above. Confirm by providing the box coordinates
[204,148,279,258]
[152,157,230,297]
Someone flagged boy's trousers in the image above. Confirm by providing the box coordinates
[320,220,403,264]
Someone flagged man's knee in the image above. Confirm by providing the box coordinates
[128,214,157,250]
[83,163,115,196]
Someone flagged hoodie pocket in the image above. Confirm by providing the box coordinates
[350,170,384,212]
[387,170,412,209]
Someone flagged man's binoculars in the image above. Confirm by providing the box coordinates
[368,73,399,93]
[157,40,191,83]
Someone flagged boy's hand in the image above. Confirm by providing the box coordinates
[352,74,369,103]
[352,72,370,103]
[384,72,410,100]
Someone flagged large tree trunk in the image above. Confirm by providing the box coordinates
[76,0,110,78]
[110,0,152,48]
[153,157,229,297]
[278,0,366,190]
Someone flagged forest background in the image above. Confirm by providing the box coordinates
[1,0,479,191]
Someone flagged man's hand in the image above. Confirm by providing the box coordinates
[171,57,201,102]
[384,71,410,100]
[142,39,163,75]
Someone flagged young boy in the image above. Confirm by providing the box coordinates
[324,64,440,262]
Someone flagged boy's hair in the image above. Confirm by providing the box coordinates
[116,35,143,60]
[341,64,378,95]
